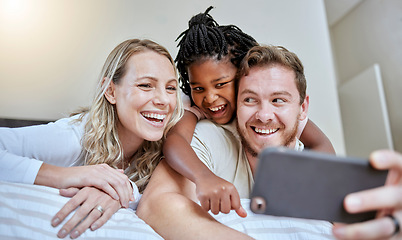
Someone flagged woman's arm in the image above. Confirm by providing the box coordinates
[163,111,245,217]
[300,119,335,154]
[0,119,133,207]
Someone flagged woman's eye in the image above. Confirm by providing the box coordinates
[138,83,152,88]
[166,86,177,92]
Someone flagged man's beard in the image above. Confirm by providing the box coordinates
[237,117,299,158]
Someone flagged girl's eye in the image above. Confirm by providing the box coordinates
[192,87,203,92]
[216,80,232,88]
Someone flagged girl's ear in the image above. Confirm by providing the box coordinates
[103,77,117,104]
[299,95,309,121]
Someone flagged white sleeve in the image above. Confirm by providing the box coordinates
[0,117,84,184]
[128,180,142,210]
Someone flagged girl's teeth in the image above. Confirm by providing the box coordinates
[210,105,224,112]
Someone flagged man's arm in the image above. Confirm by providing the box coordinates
[136,160,253,240]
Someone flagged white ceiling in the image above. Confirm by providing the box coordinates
[324,0,363,26]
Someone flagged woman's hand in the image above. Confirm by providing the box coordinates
[51,186,121,239]
[333,150,402,239]
[195,173,247,218]
[36,163,134,208]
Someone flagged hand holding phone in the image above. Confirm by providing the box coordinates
[250,147,388,223]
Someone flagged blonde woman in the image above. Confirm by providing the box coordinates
[0,39,183,239]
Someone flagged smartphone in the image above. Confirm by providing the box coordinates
[250,147,388,223]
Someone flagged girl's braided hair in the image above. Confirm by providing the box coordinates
[175,6,258,101]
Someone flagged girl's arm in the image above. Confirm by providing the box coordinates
[163,111,246,217]
[300,119,336,154]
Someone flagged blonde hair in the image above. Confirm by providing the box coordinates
[76,39,183,192]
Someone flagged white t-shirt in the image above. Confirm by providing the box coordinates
[191,119,304,197]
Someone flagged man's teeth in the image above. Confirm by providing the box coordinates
[209,105,224,112]
[254,127,278,134]
[142,113,166,120]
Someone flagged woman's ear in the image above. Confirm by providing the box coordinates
[103,77,117,104]
[299,95,309,121]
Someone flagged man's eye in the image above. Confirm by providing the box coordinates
[273,98,285,103]
[244,97,256,103]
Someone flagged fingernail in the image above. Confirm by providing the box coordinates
[70,230,79,239]
[346,195,362,211]
[333,226,346,237]
[57,229,67,238]
[372,151,389,165]
[91,224,98,231]
[51,217,60,227]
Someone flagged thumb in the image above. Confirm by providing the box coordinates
[59,187,80,197]
[235,205,247,218]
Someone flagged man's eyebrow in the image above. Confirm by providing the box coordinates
[238,89,257,95]
[239,89,293,97]
[271,91,292,97]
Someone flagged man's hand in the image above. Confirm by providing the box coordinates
[51,186,121,239]
[333,150,402,239]
[195,174,247,218]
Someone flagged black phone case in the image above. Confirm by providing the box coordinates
[250,147,388,223]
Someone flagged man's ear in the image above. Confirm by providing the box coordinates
[103,77,117,104]
[299,95,309,121]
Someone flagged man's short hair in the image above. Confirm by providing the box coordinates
[237,45,307,104]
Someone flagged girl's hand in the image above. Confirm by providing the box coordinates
[51,186,122,239]
[195,174,247,218]
[333,150,402,239]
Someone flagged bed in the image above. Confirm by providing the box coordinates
[0,118,334,239]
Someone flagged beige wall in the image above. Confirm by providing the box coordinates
[331,0,402,152]
[0,0,346,154]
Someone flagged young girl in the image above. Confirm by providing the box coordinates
[164,6,335,217]
[0,39,183,238]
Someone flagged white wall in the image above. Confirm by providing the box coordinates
[0,0,345,154]
[331,0,402,152]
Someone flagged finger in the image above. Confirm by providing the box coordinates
[229,188,245,217]
[199,196,211,212]
[370,150,402,171]
[210,194,220,215]
[344,185,402,214]
[59,187,80,197]
[56,194,95,238]
[332,217,396,240]
[52,191,85,228]
[91,203,118,231]
[235,206,248,218]
[220,193,231,214]
[69,207,103,239]
[97,164,131,207]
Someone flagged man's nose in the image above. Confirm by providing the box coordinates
[256,103,274,123]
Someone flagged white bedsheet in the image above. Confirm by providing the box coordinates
[0,181,334,239]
